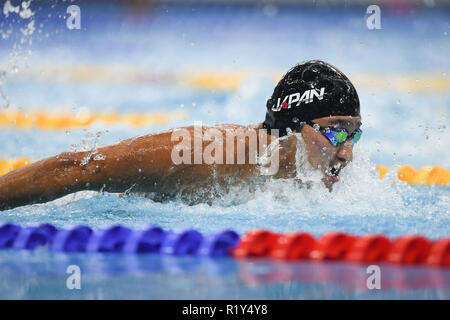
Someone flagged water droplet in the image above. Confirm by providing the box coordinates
[313,124,320,131]
[93,154,106,161]
[292,117,299,123]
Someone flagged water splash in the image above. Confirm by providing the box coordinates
[0,0,36,110]
[70,131,106,166]
[3,0,20,17]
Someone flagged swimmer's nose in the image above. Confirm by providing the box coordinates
[336,141,353,163]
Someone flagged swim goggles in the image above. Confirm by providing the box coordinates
[305,120,362,147]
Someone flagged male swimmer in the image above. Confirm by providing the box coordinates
[0,60,362,210]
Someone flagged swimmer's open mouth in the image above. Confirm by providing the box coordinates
[330,167,340,176]
[327,164,342,182]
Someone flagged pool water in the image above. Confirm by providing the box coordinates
[0,1,449,299]
[1,251,449,299]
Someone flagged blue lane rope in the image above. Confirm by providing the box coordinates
[0,223,240,256]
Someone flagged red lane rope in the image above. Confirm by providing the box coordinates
[232,230,450,267]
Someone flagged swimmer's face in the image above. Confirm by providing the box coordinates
[299,115,362,190]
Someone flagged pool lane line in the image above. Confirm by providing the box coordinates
[376,165,450,186]
[0,109,187,130]
[4,62,450,92]
[0,223,449,267]
[0,157,30,176]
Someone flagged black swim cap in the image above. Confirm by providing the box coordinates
[263,60,360,136]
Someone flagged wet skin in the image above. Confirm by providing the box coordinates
[0,116,361,210]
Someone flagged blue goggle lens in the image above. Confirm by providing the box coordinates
[323,128,362,147]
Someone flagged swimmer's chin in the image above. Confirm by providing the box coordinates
[322,175,338,192]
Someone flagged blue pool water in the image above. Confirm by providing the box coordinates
[0,1,449,299]
[1,251,449,299]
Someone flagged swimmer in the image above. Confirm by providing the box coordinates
[0,60,362,210]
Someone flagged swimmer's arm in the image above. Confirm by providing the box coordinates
[0,133,176,210]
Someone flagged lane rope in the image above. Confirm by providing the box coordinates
[4,62,449,92]
[0,223,448,267]
[0,109,187,130]
[376,165,449,186]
